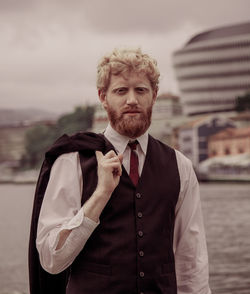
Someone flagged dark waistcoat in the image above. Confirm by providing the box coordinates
[67,135,180,294]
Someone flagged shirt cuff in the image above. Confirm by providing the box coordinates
[64,207,100,230]
[52,207,100,253]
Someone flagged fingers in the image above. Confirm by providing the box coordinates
[104,150,117,159]
[95,150,104,162]
[104,157,121,165]
[96,150,123,163]
[118,153,123,163]
[101,159,122,176]
[95,150,122,177]
[112,161,123,176]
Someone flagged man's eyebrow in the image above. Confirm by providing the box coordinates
[112,86,128,90]
[111,84,127,88]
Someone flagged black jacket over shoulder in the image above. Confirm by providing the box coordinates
[28,132,113,294]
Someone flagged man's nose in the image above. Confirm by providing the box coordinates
[126,90,138,105]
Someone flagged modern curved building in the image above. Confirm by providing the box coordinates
[173,22,250,116]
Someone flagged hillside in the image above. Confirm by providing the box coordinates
[0,108,58,126]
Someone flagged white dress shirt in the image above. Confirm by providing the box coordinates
[36,124,211,294]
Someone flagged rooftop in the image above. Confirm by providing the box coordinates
[179,115,211,129]
[186,22,250,45]
[199,152,250,168]
[157,93,179,101]
[210,126,250,140]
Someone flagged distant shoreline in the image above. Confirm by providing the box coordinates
[0,168,39,185]
[0,172,249,185]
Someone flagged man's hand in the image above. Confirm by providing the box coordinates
[82,150,123,223]
[95,150,123,196]
[56,151,123,250]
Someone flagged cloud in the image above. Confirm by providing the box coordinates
[79,0,250,33]
[0,0,249,113]
[1,0,250,34]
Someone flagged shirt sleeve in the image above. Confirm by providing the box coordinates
[36,152,99,274]
[174,150,211,294]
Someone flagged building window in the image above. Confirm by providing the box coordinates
[183,136,191,142]
[211,149,217,157]
[224,147,231,155]
[183,149,192,155]
[238,147,244,153]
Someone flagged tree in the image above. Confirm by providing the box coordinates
[21,105,95,168]
[21,124,56,168]
[235,92,250,112]
[55,106,95,137]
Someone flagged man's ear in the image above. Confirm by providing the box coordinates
[98,90,107,109]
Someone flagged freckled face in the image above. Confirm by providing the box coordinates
[99,72,157,138]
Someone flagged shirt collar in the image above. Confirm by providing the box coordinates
[104,123,148,155]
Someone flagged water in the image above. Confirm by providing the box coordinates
[0,183,250,294]
[0,184,35,294]
[201,183,250,294]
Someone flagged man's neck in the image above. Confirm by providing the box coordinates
[104,124,149,156]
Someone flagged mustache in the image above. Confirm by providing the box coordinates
[122,107,142,113]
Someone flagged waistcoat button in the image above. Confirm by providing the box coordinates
[137,212,143,218]
[139,250,144,257]
[139,271,145,277]
[138,231,143,237]
[136,193,142,199]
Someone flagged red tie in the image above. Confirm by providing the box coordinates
[128,141,139,186]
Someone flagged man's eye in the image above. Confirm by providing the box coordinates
[136,87,147,94]
[115,88,127,94]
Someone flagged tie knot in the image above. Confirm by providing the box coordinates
[128,141,138,151]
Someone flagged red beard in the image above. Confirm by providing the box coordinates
[106,104,153,138]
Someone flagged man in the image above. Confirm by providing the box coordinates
[29,48,211,294]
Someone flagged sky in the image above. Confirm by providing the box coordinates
[1,0,250,114]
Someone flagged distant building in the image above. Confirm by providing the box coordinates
[198,152,250,181]
[208,126,250,157]
[0,124,31,163]
[173,22,250,116]
[0,120,55,164]
[150,93,183,142]
[178,116,235,167]
[152,93,182,118]
[91,104,108,133]
[230,111,250,127]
